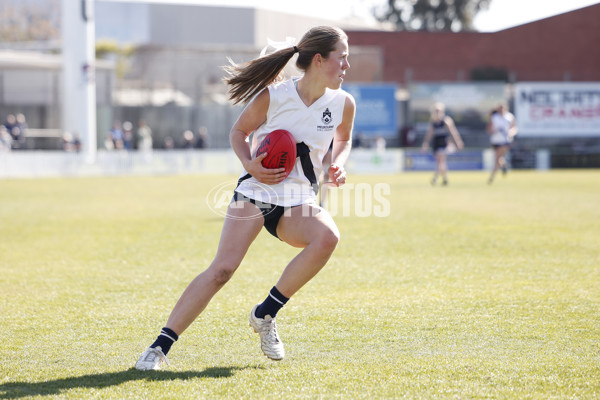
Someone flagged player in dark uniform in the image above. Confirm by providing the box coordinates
[421,102,464,185]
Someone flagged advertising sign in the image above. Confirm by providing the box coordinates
[515,82,600,137]
[404,150,483,171]
[343,84,397,138]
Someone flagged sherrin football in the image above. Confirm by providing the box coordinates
[255,129,297,179]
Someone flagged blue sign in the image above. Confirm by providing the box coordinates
[343,84,397,138]
[404,150,483,171]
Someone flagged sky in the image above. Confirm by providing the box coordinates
[122,0,600,32]
[471,0,600,31]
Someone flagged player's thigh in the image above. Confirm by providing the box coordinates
[213,200,264,264]
[277,204,340,248]
[435,151,446,163]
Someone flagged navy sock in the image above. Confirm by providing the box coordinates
[150,327,178,355]
[255,286,289,319]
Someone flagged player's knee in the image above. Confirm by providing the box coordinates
[317,227,340,253]
[210,262,238,285]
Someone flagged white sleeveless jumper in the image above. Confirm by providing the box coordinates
[490,111,515,145]
[236,78,348,207]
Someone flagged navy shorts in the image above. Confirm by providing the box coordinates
[432,144,447,154]
[232,191,296,239]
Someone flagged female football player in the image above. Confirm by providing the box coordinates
[487,102,518,184]
[421,102,464,186]
[136,26,355,369]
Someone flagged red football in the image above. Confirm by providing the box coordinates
[255,129,297,179]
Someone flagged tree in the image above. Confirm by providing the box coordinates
[96,40,136,79]
[0,0,60,42]
[375,0,492,32]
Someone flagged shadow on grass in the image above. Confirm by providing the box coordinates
[0,366,260,399]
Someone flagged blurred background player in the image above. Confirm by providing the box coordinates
[421,102,463,185]
[487,102,518,184]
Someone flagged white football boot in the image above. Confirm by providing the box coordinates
[249,304,285,360]
[135,346,169,370]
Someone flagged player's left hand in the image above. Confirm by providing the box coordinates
[327,163,346,187]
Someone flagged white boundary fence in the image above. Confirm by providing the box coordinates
[0,148,552,179]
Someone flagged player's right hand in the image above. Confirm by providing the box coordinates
[245,153,286,185]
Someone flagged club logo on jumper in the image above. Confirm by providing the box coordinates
[318,108,334,131]
[321,108,332,124]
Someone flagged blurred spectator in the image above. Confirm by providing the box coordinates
[182,130,195,169]
[164,136,174,150]
[4,114,25,149]
[110,121,124,150]
[62,132,73,151]
[374,136,387,153]
[3,114,16,135]
[16,113,28,136]
[182,130,194,149]
[195,126,209,149]
[0,125,12,152]
[104,132,115,150]
[62,131,81,152]
[123,121,134,150]
[72,133,82,152]
[137,120,153,152]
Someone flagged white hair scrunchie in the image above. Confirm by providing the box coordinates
[260,36,297,57]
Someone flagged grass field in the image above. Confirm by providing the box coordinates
[1,170,599,399]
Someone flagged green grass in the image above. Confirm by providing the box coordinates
[1,170,599,399]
